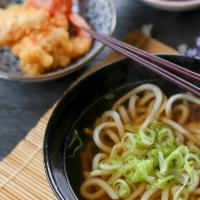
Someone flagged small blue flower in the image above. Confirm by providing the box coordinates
[185,37,200,60]
[194,55,200,60]
[196,37,200,47]
[185,48,198,57]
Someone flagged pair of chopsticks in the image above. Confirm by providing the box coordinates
[86,29,200,98]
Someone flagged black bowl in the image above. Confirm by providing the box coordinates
[44,55,200,200]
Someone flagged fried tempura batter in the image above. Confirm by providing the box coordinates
[0,5,49,45]
[0,0,92,76]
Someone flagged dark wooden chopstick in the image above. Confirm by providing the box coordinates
[86,29,200,98]
[92,32,200,82]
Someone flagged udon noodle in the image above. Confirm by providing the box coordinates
[80,83,200,200]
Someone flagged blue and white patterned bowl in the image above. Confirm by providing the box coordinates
[0,0,116,81]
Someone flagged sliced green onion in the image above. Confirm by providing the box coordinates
[166,148,184,170]
[93,122,200,198]
[68,130,82,158]
[137,128,156,146]
[153,175,173,189]
[99,160,122,171]
[113,179,131,198]
[124,125,136,133]
[149,121,163,132]
[158,151,167,173]
[187,173,199,192]
[185,153,200,172]
[157,128,174,146]
[126,160,154,184]
[122,132,136,151]
[171,175,189,200]
[178,146,189,156]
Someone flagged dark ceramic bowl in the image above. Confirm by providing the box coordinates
[44,55,200,200]
[0,0,116,81]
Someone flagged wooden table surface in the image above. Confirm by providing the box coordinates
[0,0,200,160]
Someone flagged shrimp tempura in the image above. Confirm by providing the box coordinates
[0,5,49,45]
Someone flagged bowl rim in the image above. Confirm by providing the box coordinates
[141,0,200,11]
[0,0,117,82]
[43,54,195,200]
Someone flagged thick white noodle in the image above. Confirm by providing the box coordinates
[108,173,123,185]
[137,107,148,114]
[110,143,125,158]
[174,131,184,144]
[92,153,107,170]
[93,122,116,152]
[104,129,120,144]
[161,188,169,200]
[125,183,146,200]
[139,85,162,127]
[155,95,167,118]
[172,175,189,200]
[128,95,138,122]
[102,111,124,137]
[189,128,200,135]
[187,141,199,152]
[80,187,104,199]
[193,188,200,194]
[173,104,190,124]
[161,117,200,146]
[187,123,200,135]
[194,134,200,141]
[141,187,158,200]
[80,178,119,199]
[138,92,155,106]
[165,93,200,118]
[90,170,111,177]
[188,174,199,192]
[118,105,131,124]
[112,84,162,128]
